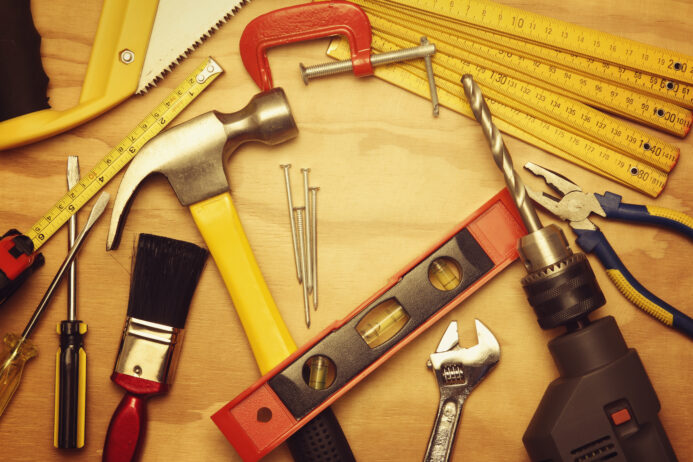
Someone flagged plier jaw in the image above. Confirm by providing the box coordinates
[523,162,606,231]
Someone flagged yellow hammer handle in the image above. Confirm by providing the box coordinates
[190,192,296,374]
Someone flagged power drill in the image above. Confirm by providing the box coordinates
[461,75,678,462]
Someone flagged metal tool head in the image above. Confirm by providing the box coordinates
[523,162,605,231]
[428,320,500,390]
[107,88,298,250]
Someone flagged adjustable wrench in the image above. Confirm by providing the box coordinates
[424,319,500,462]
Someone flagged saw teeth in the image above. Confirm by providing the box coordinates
[136,0,250,95]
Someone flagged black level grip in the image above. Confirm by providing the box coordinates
[0,0,50,122]
[55,320,86,449]
[287,407,356,462]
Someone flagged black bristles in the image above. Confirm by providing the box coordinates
[127,234,209,329]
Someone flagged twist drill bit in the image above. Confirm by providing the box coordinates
[461,75,542,233]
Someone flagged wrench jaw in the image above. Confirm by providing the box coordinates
[428,319,500,392]
[424,320,500,462]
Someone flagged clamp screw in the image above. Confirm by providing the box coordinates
[300,41,439,115]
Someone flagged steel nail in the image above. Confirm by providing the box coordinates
[280,164,302,283]
[309,187,319,310]
[301,168,313,294]
[294,206,310,328]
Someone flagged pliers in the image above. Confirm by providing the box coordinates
[523,162,693,339]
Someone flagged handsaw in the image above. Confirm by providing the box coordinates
[0,0,246,151]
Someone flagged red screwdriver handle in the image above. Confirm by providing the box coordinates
[240,0,373,91]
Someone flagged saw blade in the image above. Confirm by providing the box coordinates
[137,0,247,93]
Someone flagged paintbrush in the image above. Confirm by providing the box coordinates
[102,234,208,462]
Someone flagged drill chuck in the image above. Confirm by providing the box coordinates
[518,224,605,329]
[461,74,677,462]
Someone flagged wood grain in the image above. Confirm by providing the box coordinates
[0,0,691,461]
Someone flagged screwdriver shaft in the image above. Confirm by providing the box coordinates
[461,75,542,233]
[67,157,79,320]
[21,192,109,341]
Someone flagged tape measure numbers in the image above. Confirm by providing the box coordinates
[357,0,692,137]
[388,0,693,86]
[27,58,224,250]
[329,37,667,197]
[370,22,680,172]
[361,0,693,111]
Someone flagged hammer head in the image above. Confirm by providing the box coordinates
[107,88,298,250]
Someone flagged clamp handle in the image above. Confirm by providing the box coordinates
[240,0,374,91]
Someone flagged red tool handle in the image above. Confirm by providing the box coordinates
[239,0,374,91]
[103,393,147,462]
[103,374,167,462]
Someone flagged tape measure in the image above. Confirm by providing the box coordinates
[361,0,693,111]
[369,21,680,172]
[387,0,693,86]
[26,57,223,250]
[326,0,692,196]
[358,1,692,138]
[328,36,667,197]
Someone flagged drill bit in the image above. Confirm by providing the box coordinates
[461,75,542,233]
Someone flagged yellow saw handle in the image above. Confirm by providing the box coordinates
[190,192,296,374]
[0,0,158,151]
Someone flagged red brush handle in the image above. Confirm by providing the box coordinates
[103,373,167,462]
[103,392,148,462]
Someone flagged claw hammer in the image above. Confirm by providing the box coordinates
[106,88,355,461]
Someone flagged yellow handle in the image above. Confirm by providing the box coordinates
[0,333,37,418]
[190,192,296,374]
[54,322,87,448]
[646,205,693,229]
[0,0,159,150]
[606,270,674,326]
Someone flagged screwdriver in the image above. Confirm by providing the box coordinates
[54,156,87,448]
[0,192,109,418]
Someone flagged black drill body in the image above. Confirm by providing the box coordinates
[520,244,677,462]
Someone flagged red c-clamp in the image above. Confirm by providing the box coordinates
[240,1,374,91]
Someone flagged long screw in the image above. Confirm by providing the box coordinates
[294,207,310,328]
[301,168,313,294]
[301,42,435,83]
[300,42,438,116]
[280,164,302,283]
[461,75,542,233]
[309,187,319,311]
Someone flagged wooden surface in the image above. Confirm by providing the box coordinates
[1,0,691,460]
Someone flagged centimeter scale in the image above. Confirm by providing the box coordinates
[327,0,693,197]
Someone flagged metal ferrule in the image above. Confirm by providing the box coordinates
[114,317,184,384]
[518,224,573,273]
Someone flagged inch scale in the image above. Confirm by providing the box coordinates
[27,58,223,250]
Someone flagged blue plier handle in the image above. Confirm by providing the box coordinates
[524,162,693,339]
[596,191,693,238]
